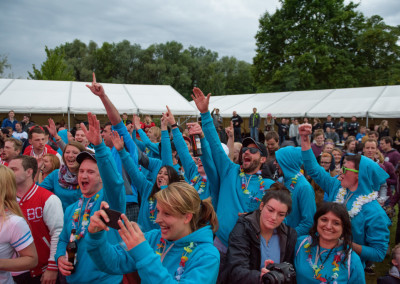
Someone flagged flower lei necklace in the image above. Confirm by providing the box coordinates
[148,197,157,224]
[289,171,303,191]
[190,175,207,195]
[335,187,378,218]
[304,239,344,283]
[71,193,100,240]
[155,238,197,281]
[239,168,264,196]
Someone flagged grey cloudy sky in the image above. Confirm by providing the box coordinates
[1,0,399,78]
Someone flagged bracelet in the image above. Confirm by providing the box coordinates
[171,123,178,128]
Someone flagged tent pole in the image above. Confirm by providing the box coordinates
[67,107,71,130]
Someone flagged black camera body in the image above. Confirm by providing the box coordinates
[262,262,296,284]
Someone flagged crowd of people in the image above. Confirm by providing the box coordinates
[1,75,400,284]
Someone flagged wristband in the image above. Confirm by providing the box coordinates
[171,123,178,128]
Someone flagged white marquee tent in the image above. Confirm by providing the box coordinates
[191,85,400,124]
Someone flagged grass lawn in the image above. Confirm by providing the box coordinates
[366,207,398,284]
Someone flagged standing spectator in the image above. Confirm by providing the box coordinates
[9,156,63,284]
[21,114,34,133]
[23,126,62,163]
[381,136,400,169]
[394,129,400,152]
[311,129,325,158]
[312,118,322,133]
[378,120,390,139]
[347,116,359,136]
[264,113,275,136]
[322,115,335,132]
[2,110,18,131]
[231,111,243,142]
[211,108,223,130]
[12,122,28,141]
[142,115,156,134]
[336,116,347,141]
[249,107,261,142]
[303,117,309,124]
[121,112,131,125]
[2,138,22,165]
[289,118,300,146]
[274,117,289,145]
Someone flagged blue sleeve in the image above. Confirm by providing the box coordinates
[112,121,138,164]
[349,252,366,284]
[119,148,152,197]
[55,207,72,265]
[138,129,160,156]
[302,149,341,198]
[172,128,197,179]
[128,239,219,284]
[161,130,173,167]
[86,230,137,275]
[200,137,219,206]
[38,171,56,192]
[1,120,6,128]
[94,142,125,213]
[294,184,316,236]
[360,205,390,262]
[201,111,234,178]
[132,130,146,152]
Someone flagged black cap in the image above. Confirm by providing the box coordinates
[242,137,268,157]
[76,151,96,164]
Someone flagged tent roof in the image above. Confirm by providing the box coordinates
[0,79,197,116]
[190,85,400,118]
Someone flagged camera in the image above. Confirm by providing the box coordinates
[262,262,296,284]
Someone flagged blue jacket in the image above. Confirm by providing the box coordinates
[2,118,18,130]
[275,147,316,236]
[39,170,82,212]
[201,111,274,247]
[133,129,161,159]
[302,148,390,263]
[171,127,218,204]
[295,235,365,284]
[55,142,125,284]
[86,225,220,284]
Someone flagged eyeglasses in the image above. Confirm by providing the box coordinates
[320,161,331,165]
[242,147,261,154]
[341,166,359,174]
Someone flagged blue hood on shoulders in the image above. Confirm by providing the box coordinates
[275,146,303,178]
[357,156,389,194]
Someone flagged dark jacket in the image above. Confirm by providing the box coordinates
[221,210,297,284]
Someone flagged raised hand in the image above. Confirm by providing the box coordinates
[111,131,125,151]
[88,201,111,234]
[164,105,176,125]
[298,123,312,137]
[132,114,141,130]
[187,122,203,137]
[47,118,58,138]
[81,112,102,146]
[86,72,106,97]
[225,121,234,138]
[191,87,210,114]
[160,115,168,131]
[118,214,146,250]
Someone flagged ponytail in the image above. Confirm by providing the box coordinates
[196,198,219,233]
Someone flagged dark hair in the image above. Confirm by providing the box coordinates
[11,155,38,179]
[28,125,45,139]
[368,131,379,138]
[343,154,361,170]
[265,131,279,142]
[149,165,181,199]
[261,183,292,214]
[309,202,353,264]
[381,136,393,147]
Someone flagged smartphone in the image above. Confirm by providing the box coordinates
[99,207,123,230]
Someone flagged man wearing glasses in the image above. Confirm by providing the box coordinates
[299,123,390,267]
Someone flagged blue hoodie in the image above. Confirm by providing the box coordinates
[302,149,390,263]
[201,111,274,247]
[86,225,220,284]
[295,235,365,284]
[171,127,219,204]
[133,128,161,159]
[54,142,125,284]
[275,147,316,236]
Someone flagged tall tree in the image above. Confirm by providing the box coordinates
[29,46,74,81]
[0,54,11,78]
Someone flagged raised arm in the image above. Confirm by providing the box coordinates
[160,114,173,167]
[226,122,235,161]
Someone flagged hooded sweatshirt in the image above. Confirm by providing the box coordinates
[302,149,390,264]
[86,225,220,284]
[295,235,365,284]
[275,147,316,236]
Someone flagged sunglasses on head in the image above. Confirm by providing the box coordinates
[242,147,261,154]
[341,166,359,174]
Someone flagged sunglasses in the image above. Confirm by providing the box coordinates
[341,166,359,174]
[242,147,261,154]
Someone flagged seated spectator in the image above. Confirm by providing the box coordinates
[311,129,325,158]
[221,184,297,283]
[325,127,339,144]
[37,153,60,183]
[343,136,357,154]
[368,130,379,142]
[322,139,335,153]
[2,110,18,131]
[12,122,28,141]
[378,244,400,284]
[356,126,367,143]
[86,182,220,283]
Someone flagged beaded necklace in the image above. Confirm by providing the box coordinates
[190,175,207,195]
[71,193,100,240]
[155,238,197,281]
[239,168,265,200]
[148,197,157,224]
[304,239,344,283]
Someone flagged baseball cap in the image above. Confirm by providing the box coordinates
[242,137,268,157]
[76,151,96,164]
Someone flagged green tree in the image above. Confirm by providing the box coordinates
[29,46,74,81]
[0,54,11,78]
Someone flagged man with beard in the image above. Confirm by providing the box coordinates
[274,146,316,236]
[191,87,274,274]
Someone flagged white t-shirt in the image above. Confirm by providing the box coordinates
[0,213,34,284]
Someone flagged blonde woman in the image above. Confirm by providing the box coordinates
[0,165,37,284]
[87,182,220,283]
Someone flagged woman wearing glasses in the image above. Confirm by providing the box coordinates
[298,123,390,266]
